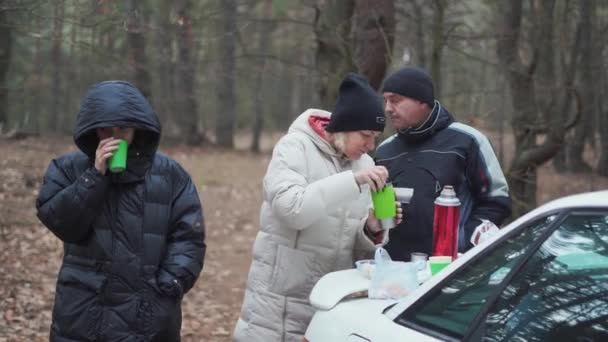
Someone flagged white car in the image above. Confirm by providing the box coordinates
[304,190,608,342]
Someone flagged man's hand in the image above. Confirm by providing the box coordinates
[366,201,404,234]
[394,201,403,225]
[94,137,121,174]
[354,166,388,192]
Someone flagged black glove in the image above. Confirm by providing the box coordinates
[159,278,183,299]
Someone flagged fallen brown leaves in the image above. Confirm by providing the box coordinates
[0,137,271,342]
[1,134,606,342]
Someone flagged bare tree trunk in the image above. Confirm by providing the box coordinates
[567,0,593,172]
[96,0,114,52]
[496,0,570,217]
[430,0,446,97]
[127,0,152,99]
[30,14,42,134]
[216,0,237,148]
[156,0,174,128]
[314,0,356,109]
[175,0,203,145]
[63,0,80,134]
[551,1,572,173]
[251,0,273,153]
[598,70,608,176]
[410,0,426,68]
[0,5,11,132]
[51,0,65,133]
[352,0,395,90]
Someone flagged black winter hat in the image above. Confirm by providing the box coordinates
[326,73,385,133]
[381,67,435,107]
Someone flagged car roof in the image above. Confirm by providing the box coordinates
[503,190,608,230]
[534,190,608,212]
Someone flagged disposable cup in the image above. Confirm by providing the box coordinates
[429,256,452,275]
[108,139,128,173]
[410,252,428,271]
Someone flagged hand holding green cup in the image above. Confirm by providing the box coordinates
[108,139,128,173]
[371,182,397,229]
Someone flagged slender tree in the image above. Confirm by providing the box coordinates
[251,0,273,152]
[50,0,65,132]
[156,0,174,128]
[0,3,11,131]
[597,57,608,176]
[216,0,237,148]
[175,0,203,145]
[352,0,395,90]
[430,0,446,96]
[567,0,594,172]
[496,0,580,216]
[126,0,152,99]
[314,0,356,109]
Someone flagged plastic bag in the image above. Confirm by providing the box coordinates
[368,248,419,299]
[470,219,500,246]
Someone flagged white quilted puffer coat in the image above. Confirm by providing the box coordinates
[233,109,385,342]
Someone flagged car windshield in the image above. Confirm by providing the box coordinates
[395,215,558,339]
[397,211,608,341]
[479,212,608,341]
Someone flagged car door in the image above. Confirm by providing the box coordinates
[392,209,608,342]
[469,210,608,342]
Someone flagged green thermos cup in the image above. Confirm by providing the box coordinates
[108,139,128,173]
[371,182,396,229]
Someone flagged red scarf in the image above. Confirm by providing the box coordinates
[308,115,330,139]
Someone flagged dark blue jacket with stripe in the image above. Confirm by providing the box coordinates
[375,101,511,261]
[36,81,205,342]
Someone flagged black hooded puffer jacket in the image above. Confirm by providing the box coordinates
[36,81,205,342]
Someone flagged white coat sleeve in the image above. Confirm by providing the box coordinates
[263,136,361,231]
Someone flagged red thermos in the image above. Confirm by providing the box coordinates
[432,185,461,259]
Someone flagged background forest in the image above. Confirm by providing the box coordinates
[1,1,608,340]
[2,0,608,213]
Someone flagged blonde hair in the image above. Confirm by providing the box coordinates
[329,131,348,155]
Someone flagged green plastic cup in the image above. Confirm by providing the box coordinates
[371,183,396,229]
[108,139,128,173]
[429,256,452,275]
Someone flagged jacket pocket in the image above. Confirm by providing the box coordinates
[53,264,105,338]
[142,278,181,340]
[268,245,320,298]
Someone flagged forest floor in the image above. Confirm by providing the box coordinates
[1,134,607,342]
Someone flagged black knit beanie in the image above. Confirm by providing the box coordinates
[381,67,435,107]
[326,73,385,133]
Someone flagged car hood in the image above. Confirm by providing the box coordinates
[306,296,441,342]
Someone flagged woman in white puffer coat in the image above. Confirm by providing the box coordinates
[233,73,402,342]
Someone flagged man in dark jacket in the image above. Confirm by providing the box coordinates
[376,66,511,261]
[36,80,206,341]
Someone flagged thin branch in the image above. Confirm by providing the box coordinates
[237,53,315,70]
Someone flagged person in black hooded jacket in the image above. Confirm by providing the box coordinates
[36,80,206,342]
[376,67,511,262]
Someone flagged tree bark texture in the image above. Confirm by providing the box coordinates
[127,0,152,99]
[0,5,11,130]
[155,0,175,129]
[352,0,395,90]
[216,0,237,148]
[430,0,445,97]
[176,0,203,145]
[314,0,356,109]
[496,0,574,217]
[251,0,273,152]
[51,0,65,133]
[566,0,593,172]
